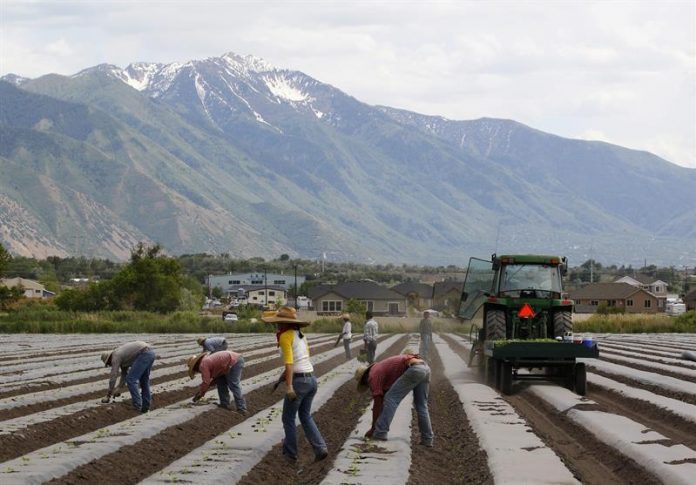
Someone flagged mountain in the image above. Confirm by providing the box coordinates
[1,51,695,265]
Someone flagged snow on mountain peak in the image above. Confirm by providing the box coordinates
[263,73,308,102]
[221,52,273,73]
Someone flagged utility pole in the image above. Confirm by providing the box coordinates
[293,264,298,310]
[264,267,268,307]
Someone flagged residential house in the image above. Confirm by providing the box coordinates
[684,289,696,312]
[615,275,668,310]
[569,282,660,314]
[0,277,55,299]
[308,280,408,316]
[391,282,433,310]
[432,280,464,314]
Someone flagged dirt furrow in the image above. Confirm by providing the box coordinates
[0,343,304,462]
[407,339,491,485]
[504,391,661,485]
[599,356,694,381]
[48,337,396,485]
[589,368,696,407]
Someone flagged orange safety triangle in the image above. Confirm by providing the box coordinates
[518,303,535,318]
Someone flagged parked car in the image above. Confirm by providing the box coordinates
[223,313,238,322]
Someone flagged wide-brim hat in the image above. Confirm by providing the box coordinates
[261,306,309,326]
[186,352,208,379]
[354,365,372,392]
[101,351,113,367]
[341,313,350,320]
[196,336,206,346]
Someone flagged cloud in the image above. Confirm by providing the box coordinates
[1,0,694,168]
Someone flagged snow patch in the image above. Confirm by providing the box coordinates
[264,74,308,102]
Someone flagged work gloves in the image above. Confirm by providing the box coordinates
[286,387,297,401]
[192,393,202,403]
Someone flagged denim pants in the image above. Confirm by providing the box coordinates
[215,356,247,412]
[343,338,352,360]
[282,374,327,459]
[365,340,377,364]
[419,334,432,361]
[126,349,156,410]
[374,364,433,444]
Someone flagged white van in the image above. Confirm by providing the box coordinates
[666,301,686,316]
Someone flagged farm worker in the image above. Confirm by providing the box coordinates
[101,341,156,413]
[196,336,228,353]
[340,313,352,360]
[263,306,328,463]
[363,311,379,364]
[355,351,433,447]
[419,311,433,360]
[187,350,247,414]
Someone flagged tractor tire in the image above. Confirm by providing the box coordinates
[485,310,506,341]
[574,363,587,396]
[553,311,573,338]
[501,362,513,395]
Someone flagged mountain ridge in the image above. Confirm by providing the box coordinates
[1,51,695,265]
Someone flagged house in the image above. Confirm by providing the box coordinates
[614,275,668,310]
[684,289,696,312]
[207,272,305,294]
[308,280,408,316]
[0,277,55,299]
[432,280,464,314]
[569,282,660,314]
[391,282,433,310]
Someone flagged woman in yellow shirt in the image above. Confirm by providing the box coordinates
[263,306,328,463]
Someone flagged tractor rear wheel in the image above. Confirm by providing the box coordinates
[553,311,573,338]
[485,310,506,341]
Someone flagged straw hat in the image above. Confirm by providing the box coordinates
[354,365,372,392]
[341,313,350,320]
[186,352,208,379]
[101,351,113,367]
[196,336,206,346]
[261,306,309,326]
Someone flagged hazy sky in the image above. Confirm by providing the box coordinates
[2,0,695,168]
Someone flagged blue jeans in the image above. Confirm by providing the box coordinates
[419,334,432,360]
[126,349,156,410]
[215,356,247,412]
[365,340,377,364]
[282,374,327,459]
[374,364,433,445]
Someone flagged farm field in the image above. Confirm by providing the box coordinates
[1,332,695,484]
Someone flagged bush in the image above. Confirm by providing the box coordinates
[574,312,696,333]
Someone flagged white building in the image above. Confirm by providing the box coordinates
[207,272,306,295]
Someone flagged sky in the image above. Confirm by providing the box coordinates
[2,0,695,168]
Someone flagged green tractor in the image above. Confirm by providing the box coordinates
[459,254,598,395]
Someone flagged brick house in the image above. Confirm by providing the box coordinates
[569,282,660,314]
[391,282,433,310]
[432,280,464,314]
[308,281,407,316]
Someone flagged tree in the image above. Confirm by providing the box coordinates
[0,243,24,309]
[0,243,11,275]
[279,254,290,261]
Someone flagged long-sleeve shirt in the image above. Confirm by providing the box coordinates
[363,319,378,342]
[279,329,313,373]
[367,354,414,397]
[107,341,150,395]
[419,318,433,337]
[202,336,228,353]
[198,350,240,396]
[342,320,352,340]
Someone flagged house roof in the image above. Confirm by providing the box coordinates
[616,274,664,285]
[0,277,45,291]
[391,282,433,299]
[432,281,463,298]
[309,280,405,301]
[569,282,646,300]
